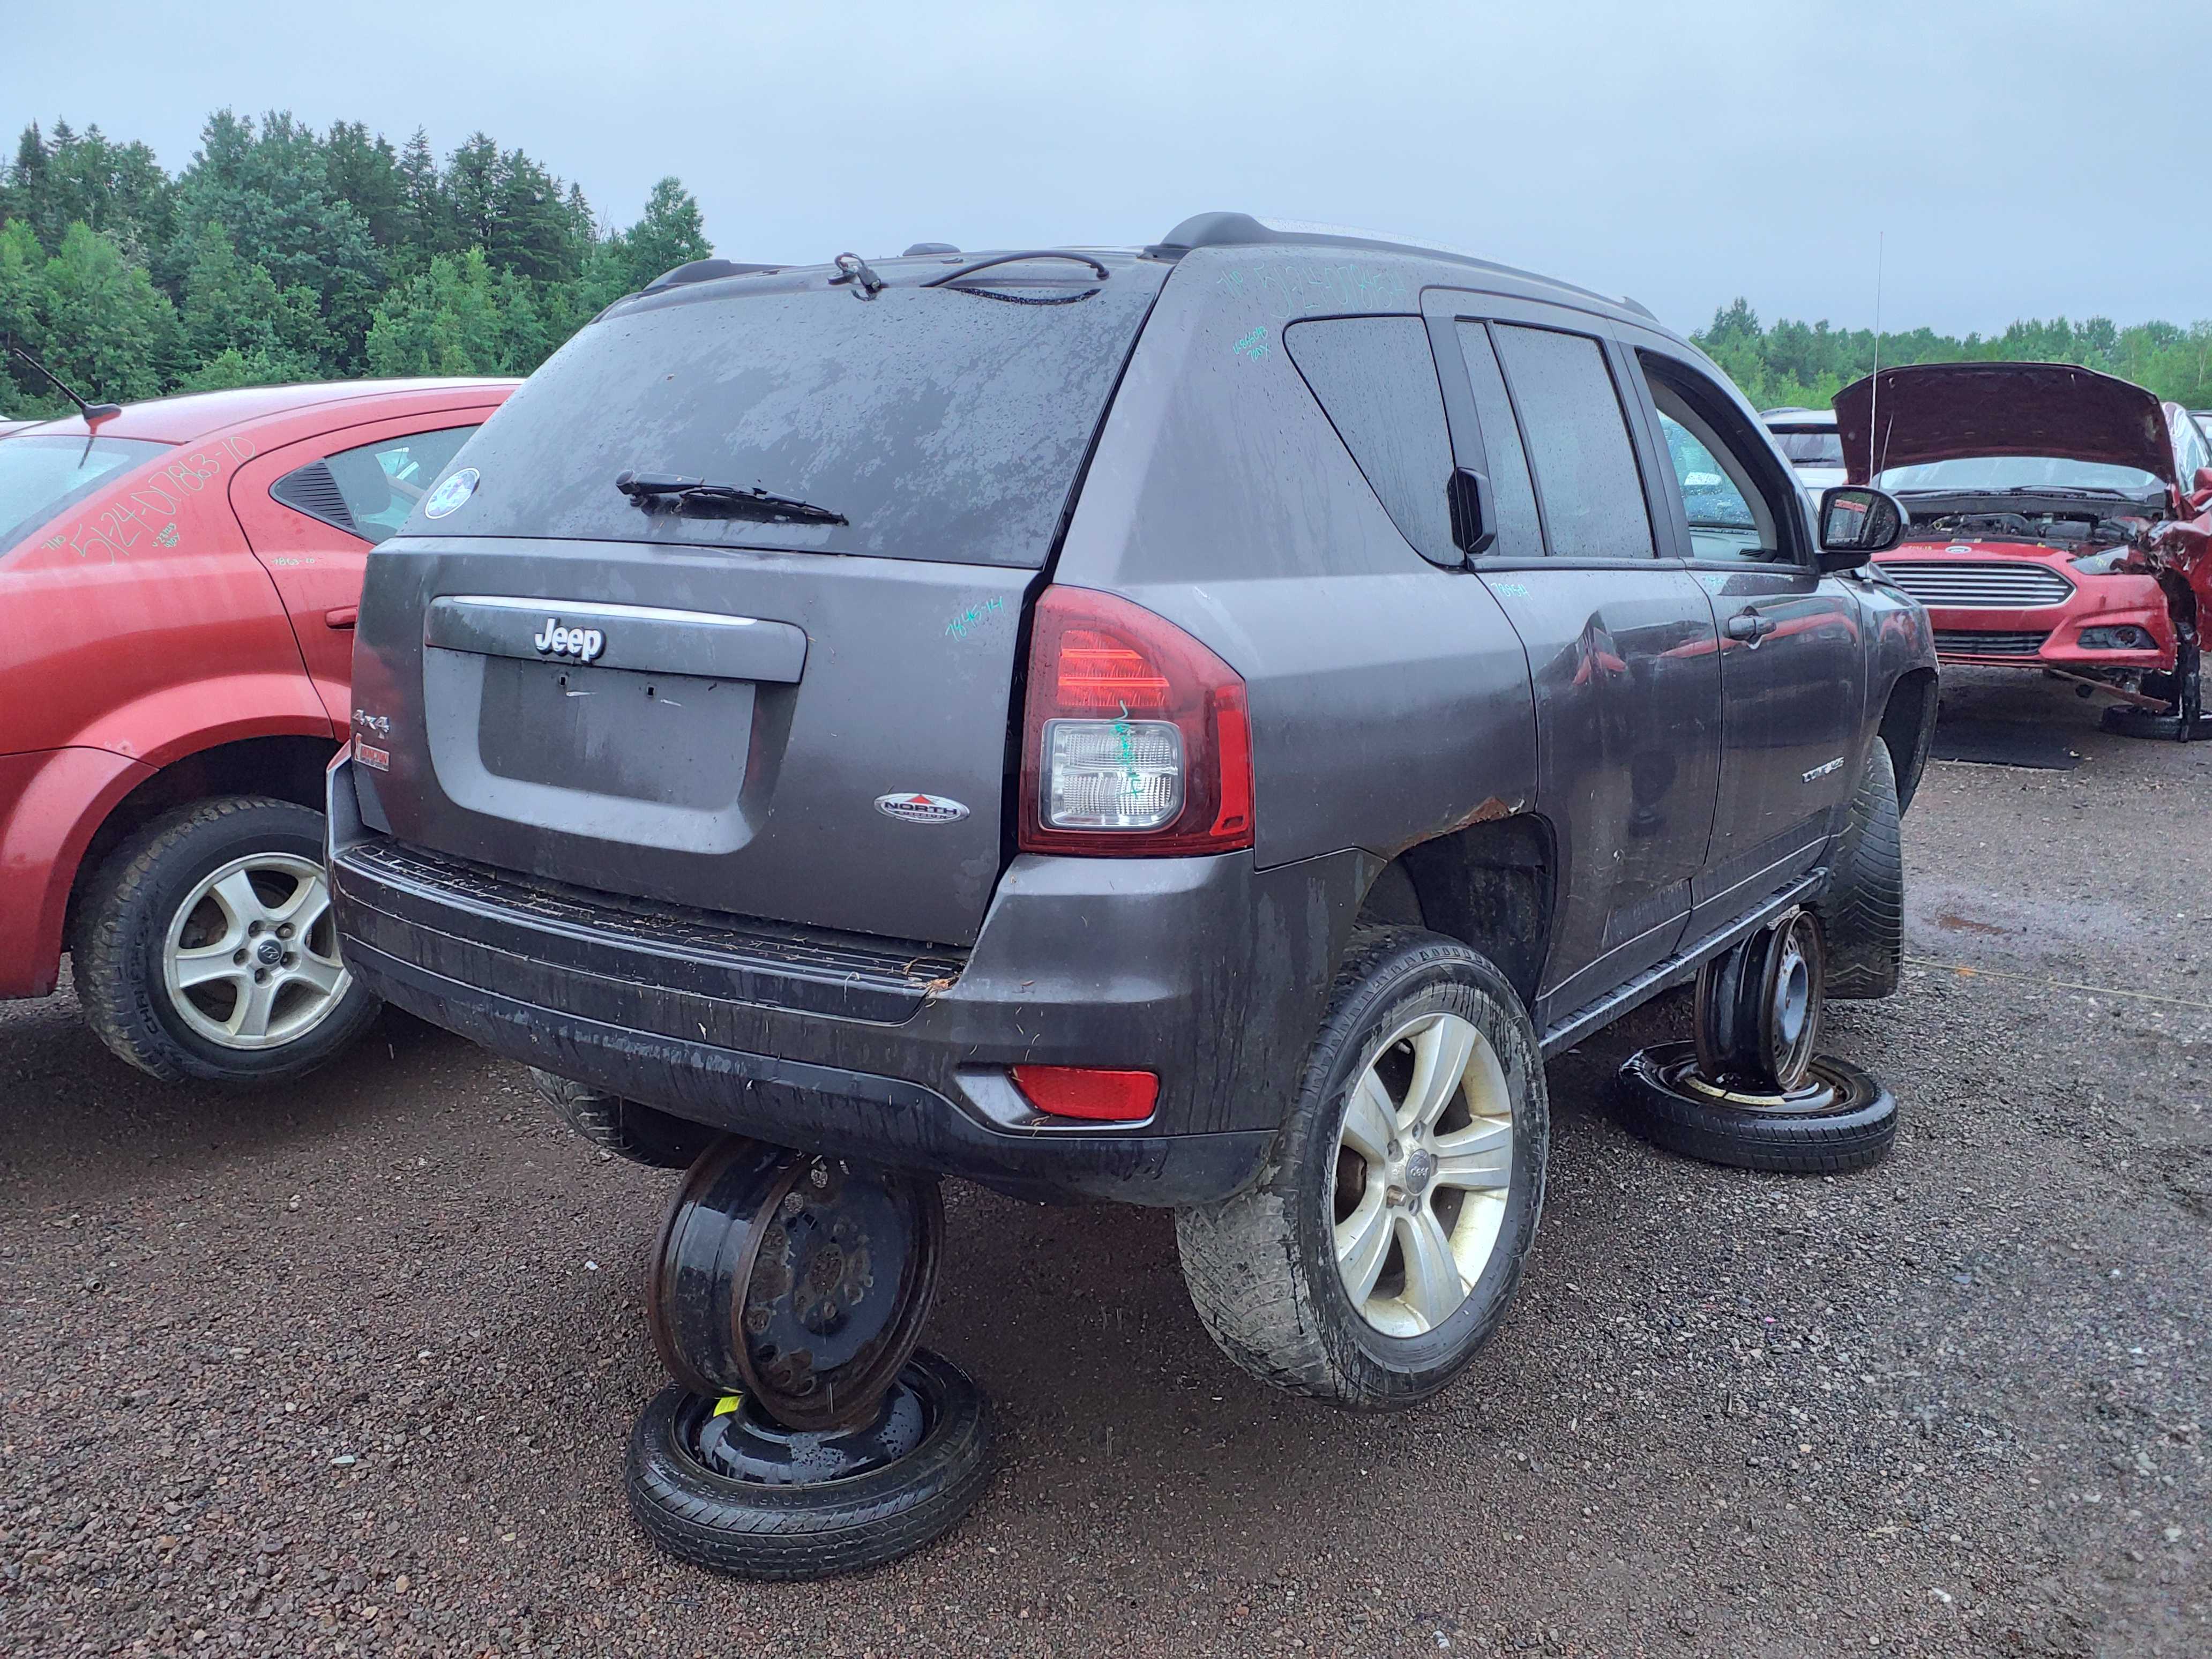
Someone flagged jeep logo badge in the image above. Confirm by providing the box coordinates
[533,619,605,662]
[875,793,970,825]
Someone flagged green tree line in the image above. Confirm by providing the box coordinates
[1695,298,2212,413]
[0,112,713,415]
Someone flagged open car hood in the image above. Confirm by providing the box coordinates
[1836,362,2175,488]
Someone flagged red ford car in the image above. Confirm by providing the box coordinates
[0,376,515,1083]
[1840,363,2212,714]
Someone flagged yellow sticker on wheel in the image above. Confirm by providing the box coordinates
[712,1394,744,1417]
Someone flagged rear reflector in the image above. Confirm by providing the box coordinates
[1010,1065,1160,1122]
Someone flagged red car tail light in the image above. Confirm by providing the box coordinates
[1010,1064,1160,1122]
[1018,586,1254,856]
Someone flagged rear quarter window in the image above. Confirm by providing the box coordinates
[1284,316,1458,565]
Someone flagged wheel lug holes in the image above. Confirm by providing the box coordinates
[248,921,261,936]
[1387,1140,1401,1160]
[277,924,294,940]
[282,953,296,968]
[253,968,269,983]
[232,950,248,965]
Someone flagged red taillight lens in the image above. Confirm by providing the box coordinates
[1018,586,1255,856]
[1011,1065,1160,1122]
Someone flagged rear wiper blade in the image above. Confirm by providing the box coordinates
[616,470,848,526]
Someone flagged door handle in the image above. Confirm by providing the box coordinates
[1724,610,1777,646]
[324,606,358,630]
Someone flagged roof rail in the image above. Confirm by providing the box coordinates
[1145,212,1642,318]
[640,257,782,294]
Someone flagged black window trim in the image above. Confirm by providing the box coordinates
[267,455,364,541]
[1620,337,1819,576]
[1419,288,1675,572]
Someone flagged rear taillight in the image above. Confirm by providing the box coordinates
[1018,586,1254,856]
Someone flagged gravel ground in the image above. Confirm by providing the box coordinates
[3,671,2206,1659]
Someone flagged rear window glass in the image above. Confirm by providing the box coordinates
[1492,325,1655,561]
[1284,316,1456,564]
[0,435,171,554]
[414,266,1164,567]
[1771,430,1845,467]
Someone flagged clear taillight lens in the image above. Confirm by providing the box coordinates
[1043,719,1184,829]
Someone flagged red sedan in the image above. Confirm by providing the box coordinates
[0,375,515,1083]
[1841,363,2212,713]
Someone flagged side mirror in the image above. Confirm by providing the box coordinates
[2190,465,2212,514]
[1448,467,1496,557]
[1816,485,1907,571]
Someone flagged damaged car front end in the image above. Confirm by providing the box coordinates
[1840,362,2212,735]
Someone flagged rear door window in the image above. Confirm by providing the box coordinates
[1491,325,1655,561]
[1284,316,1458,565]
[1771,429,1844,468]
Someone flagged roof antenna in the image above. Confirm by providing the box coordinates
[1865,233,1884,482]
[3,333,123,425]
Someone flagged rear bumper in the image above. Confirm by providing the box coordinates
[328,757,1365,1205]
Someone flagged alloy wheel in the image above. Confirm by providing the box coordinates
[1331,1011,1515,1337]
[161,853,350,1050]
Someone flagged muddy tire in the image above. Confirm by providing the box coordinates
[529,1070,719,1169]
[1818,741,1903,1000]
[625,1350,992,1581]
[70,797,380,1085]
[1175,925,1548,1410]
[1611,1041,1896,1174]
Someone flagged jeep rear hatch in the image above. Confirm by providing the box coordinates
[349,254,1165,947]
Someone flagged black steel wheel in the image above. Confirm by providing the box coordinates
[648,1138,943,1430]
[1694,909,1824,1092]
[626,1349,993,1581]
[1611,1040,1896,1174]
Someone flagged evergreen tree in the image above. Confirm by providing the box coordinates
[37,222,181,400]
[363,249,506,376]
[325,121,407,251]
[619,177,712,289]
[395,128,450,261]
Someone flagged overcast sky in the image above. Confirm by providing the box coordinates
[5,0,2205,338]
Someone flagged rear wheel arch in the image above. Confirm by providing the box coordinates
[64,734,338,946]
[1355,816,1555,1014]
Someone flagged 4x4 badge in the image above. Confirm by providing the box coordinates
[875,793,969,825]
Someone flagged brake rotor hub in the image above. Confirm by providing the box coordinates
[648,1138,943,1431]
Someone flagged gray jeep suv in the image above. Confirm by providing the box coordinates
[330,214,1936,1408]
